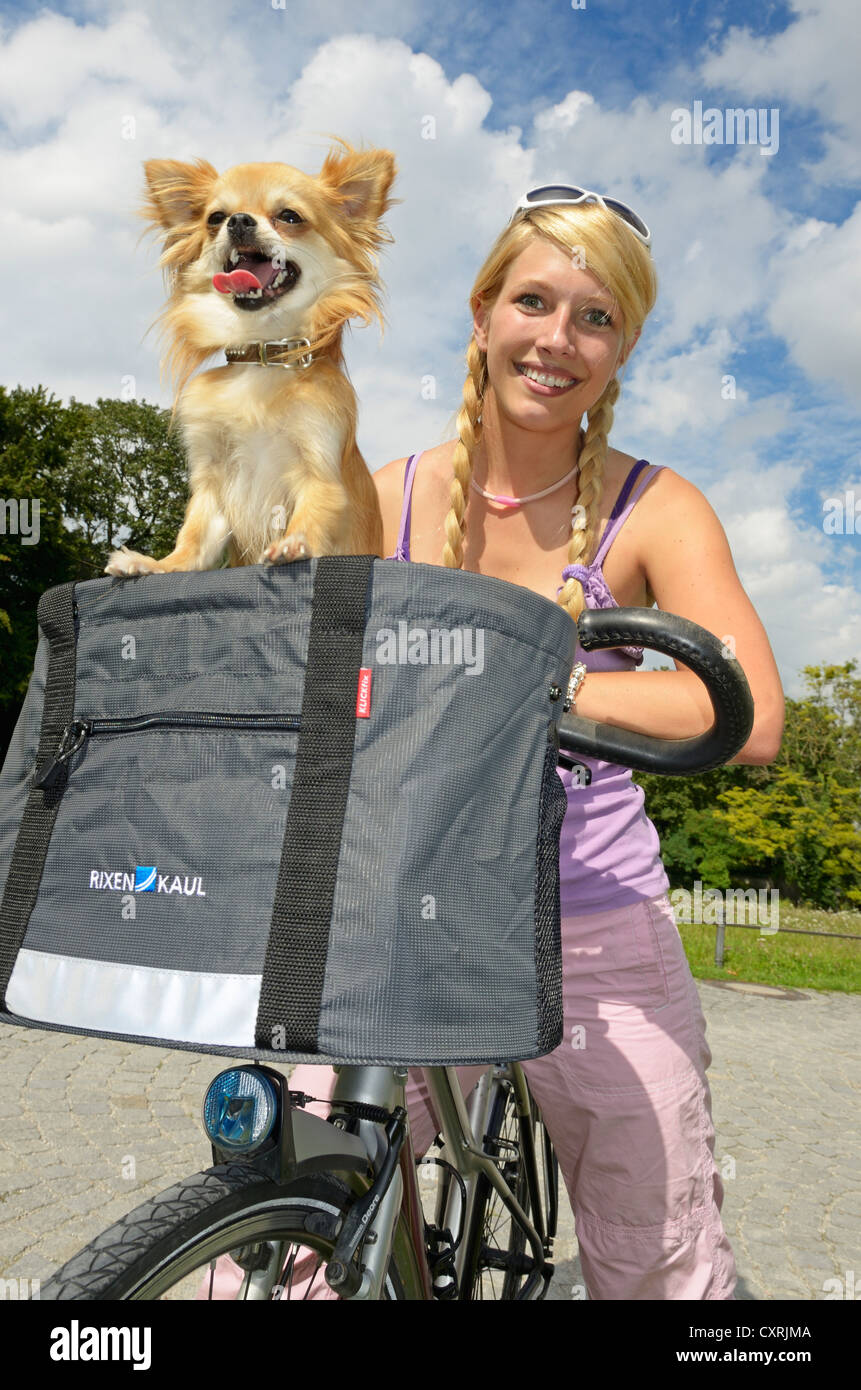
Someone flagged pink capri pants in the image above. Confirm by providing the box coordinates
[209,893,737,1300]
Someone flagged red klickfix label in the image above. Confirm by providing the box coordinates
[356,668,372,718]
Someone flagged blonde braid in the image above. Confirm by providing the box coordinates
[441,337,486,569]
[557,375,621,622]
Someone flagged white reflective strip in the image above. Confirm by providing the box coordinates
[6,949,261,1048]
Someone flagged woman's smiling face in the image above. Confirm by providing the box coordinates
[473,236,638,431]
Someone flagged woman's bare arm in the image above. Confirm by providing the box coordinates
[373,456,410,560]
[573,469,785,765]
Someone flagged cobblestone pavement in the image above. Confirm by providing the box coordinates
[0,981,857,1301]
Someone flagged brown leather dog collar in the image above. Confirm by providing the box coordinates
[224,337,314,369]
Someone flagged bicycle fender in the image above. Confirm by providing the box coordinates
[290,1107,371,1179]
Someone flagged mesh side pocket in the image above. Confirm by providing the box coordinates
[533,726,566,1054]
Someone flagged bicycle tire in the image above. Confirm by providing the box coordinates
[462,1077,559,1300]
[39,1165,408,1301]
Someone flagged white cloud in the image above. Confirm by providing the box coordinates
[0,11,186,135]
[534,90,594,132]
[621,328,750,438]
[349,361,455,471]
[765,206,861,397]
[699,0,861,184]
[694,463,861,694]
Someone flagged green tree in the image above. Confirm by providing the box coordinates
[715,663,861,907]
[0,386,87,715]
[56,396,189,561]
[636,662,861,908]
[0,389,187,756]
[778,662,860,787]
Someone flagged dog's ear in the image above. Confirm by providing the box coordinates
[318,143,397,224]
[141,159,220,230]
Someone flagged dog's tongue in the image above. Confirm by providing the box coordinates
[213,268,262,294]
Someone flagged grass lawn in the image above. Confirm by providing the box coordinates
[674,901,861,993]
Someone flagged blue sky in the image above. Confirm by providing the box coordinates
[0,0,858,692]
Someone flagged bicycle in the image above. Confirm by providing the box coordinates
[40,1060,556,1301]
[37,607,753,1301]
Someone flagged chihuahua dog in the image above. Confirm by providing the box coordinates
[105,142,395,575]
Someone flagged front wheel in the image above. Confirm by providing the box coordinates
[39,1166,407,1300]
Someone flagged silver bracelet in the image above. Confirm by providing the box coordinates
[563,662,587,713]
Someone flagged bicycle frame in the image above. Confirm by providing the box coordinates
[427,1064,555,1299]
[319,1061,554,1300]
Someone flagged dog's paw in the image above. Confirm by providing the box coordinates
[104,547,164,577]
[263,533,311,565]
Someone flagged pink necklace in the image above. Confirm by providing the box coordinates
[470,460,580,509]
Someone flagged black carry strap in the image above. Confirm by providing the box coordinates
[255,555,375,1052]
[0,583,77,1011]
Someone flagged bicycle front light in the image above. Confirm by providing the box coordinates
[203,1067,278,1154]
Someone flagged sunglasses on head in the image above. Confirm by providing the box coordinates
[511,185,651,248]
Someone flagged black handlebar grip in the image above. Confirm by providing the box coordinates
[558,608,755,776]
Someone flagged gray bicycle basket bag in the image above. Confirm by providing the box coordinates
[0,557,576,1066]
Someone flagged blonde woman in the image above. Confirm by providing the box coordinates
[294,187,783,1300]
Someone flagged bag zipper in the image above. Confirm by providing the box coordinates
[36,711,302,790]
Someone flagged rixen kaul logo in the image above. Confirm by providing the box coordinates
[89,866,207,896]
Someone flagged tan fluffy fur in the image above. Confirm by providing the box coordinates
[105,141,395,575]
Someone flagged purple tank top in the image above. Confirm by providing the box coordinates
[386,451,670,915]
